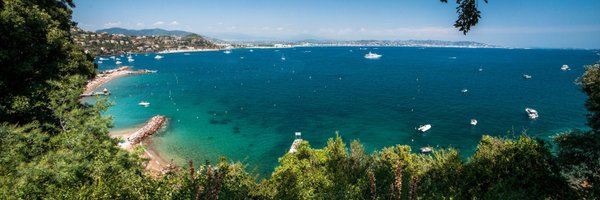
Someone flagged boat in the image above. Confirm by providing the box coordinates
[128,58,135,62]
[115,58,121,61]
[420,147,433,153]
[461,89,468,93]
[224,50,231,54]
[417,124,432,132]
[138,101,150,107]
[281,56,286,61]
[561,65,570,71]
[110,56,116,59]
[144,70,158,73]
[364,52,382,59]
[184,53,191,55]
[523,74,532,79]
[97,61,103,64]
[115,61,122,65]
[478,67,483,72]
[359,48,367,50]
[127,55,133,59]
[99,57,109,61]
[525,108,539,119]
[249,49,254,52]
[470,119,478,126]
[154,55,164,59]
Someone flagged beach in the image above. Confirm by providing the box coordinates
[111,115,174,175]
[82,66,156,96]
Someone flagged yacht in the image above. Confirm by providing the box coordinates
[154,55,164,59]
[115,61,122,65]
[470,119,478,126]
[224,50,231,54]
[561,65,570,71]
[523,74,532,79]
[138,101,150,107]
[364,52,382,59]
[525,108,539,119]
[417,124,432,132]
[420,147,433,153]
[128,58,135,62]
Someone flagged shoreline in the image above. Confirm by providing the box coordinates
[110,115,175,175]
[82,66,156,96]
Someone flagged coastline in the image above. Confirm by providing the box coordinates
[82,66,156,96]
[109,116,175,175]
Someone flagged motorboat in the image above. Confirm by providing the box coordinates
[561,65,570,71]
[115,61,122,65]
[249,49,254,52]
[478,67,483,72]
[99,57,109,61]
[97,61,103,64]
[470,119,478,126]
[523,74,532,79]
[525,108,539,119]
[420,147,433,153]
[281,56,286,61]
[417,124,432,132]
[138,101,150,107]
[461,89,468,93]
[364,52,382,59]
[128,58,135,62]
[224,50,231,54]
[154,55,164,59]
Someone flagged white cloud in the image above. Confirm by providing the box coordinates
[153,21,165,26]
[135,22,144,27]
[103,21,121,28]
[169,21,179,25]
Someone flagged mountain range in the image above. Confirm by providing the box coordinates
[96,28,195,37]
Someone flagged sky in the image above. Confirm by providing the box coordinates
[72,0,600,49]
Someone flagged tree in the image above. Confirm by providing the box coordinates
[440,0,488,34]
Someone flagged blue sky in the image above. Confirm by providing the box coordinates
[73,0,600,48]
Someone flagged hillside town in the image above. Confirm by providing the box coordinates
[71,27,221,55]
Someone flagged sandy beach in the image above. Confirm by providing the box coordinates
[82,66,156,96]
[110,116,175,175]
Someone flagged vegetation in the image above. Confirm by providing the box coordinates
[1,0,599,199]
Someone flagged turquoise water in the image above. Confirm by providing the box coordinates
[93,47,597,175]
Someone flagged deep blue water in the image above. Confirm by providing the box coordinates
[94,47,597,175]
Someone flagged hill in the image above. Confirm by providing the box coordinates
[96,27,195,37]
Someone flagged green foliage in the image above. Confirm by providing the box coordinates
[440,0,488,34]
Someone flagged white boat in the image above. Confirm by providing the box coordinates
[224,50,231,54]
[97,61,103,64]
[420,147,433,153]
[115,61,122,65]
[99,57,109,61]
[525,108,539,119]
[561,65,570,71]
[184,53,191,55]
[417,124,432,132]
[461,89,468,93]
[138,101,150,107]
[128,58,135,62]
[364,52,382,59]
[470,119,478,126]
[144,70,158,73]
[249,49,254,52]
[110,56,116,59]
[127,55,133,59]
[154,55,164,59]
[115,58,121,61]
[478,67,483,72]
[281,56,286,61]
[523,74,532,79]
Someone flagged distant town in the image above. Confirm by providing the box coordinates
[72,27,501,55]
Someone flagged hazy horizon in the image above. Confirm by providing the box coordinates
[73,0,600,49]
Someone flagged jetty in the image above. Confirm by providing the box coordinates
[288,132,303,153]
[125,115,167,146]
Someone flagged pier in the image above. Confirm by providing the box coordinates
[126,115,167,145]
[289,132,303,153]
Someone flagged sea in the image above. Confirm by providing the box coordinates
[91,47,598,175]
